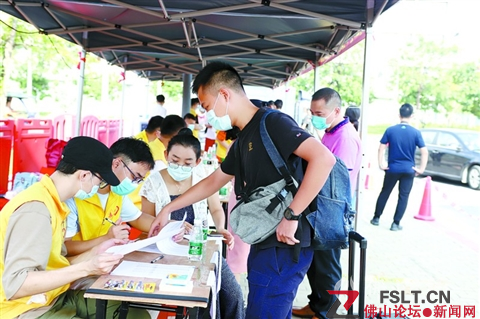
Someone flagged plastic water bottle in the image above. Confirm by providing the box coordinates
[196,201,209,242]
[189,219,203,261]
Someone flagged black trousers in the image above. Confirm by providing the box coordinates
[306,248,342,319]
[374,171,415,224]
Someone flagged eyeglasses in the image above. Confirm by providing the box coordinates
[168,162,194,172]
[121,160,144,184]
[91,172,109,189]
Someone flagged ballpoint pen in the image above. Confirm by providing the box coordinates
[104,217,116,226]
[150,255,164,263]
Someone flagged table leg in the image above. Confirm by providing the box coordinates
[221,202,228,258]
[118,301,129,319]
[188,307,199,319]
[95,299,107,319]
[175,306,186,319]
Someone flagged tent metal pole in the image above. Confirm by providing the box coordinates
[75,32,88,136]
[119,56,128,138]
[313,51,320,92]
[356,0,375,230]
[182,74,192,116]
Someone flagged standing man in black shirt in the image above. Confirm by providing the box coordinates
[149,62,335,318]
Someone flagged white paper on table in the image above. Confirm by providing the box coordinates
[111,260,195,280]
[156,238,189,256]
[137,243,161,254]
[106,214,186,255]
[138,241,189,257]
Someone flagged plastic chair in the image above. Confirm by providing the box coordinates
[80,115,99,139]
[98,120,108,146]
[0,119,15,194]
[107,119,121,147]
[52,114,75,141]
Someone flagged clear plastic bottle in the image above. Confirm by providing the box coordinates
[196,201,209,243]
[189,219,204,261]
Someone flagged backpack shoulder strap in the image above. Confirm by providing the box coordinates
[259,110,296,192]
[232,140,247,200]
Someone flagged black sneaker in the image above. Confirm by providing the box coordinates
[370,217,380,226]
[390,223,403,231]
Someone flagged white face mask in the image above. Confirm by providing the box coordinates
[167,162,194,181]
[206,93,233,131]
[74,174,99,200]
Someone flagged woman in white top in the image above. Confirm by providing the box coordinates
[140,134,232,243]
[139,130,244,319]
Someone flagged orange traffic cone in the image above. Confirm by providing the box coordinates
[414,176,435,221]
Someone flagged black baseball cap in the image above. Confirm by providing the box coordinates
[61,136,120,186]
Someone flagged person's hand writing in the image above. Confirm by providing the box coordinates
[276,219,299,245]
[107,218,131,240]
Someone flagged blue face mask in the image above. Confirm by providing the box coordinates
[207,94,233,131]
[111,177,137,196]
[311,109,335,130]
[167,164,193,182]
[74,179,99,200]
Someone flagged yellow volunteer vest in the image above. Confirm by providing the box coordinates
[134,130,166,163]
[0,176,70,319]
[72,191,123,241]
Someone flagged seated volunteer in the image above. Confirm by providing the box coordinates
[128,114,187,210]
[183,113,203,140]
[140,131,244,319]
[148,62,335,318]
[64,137,155,257]
[0,136,148,319]
[135,115,166,167]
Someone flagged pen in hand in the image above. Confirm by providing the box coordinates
[104,217,117,226]
[150,255,164,263]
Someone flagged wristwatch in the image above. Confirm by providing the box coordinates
[284,207,301,220]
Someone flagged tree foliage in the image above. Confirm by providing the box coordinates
[391,36,480,118]
[288,42,367,107]
[1,14,124,112]
[449,62,480,118]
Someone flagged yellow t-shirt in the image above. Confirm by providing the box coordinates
[134,130,166,163]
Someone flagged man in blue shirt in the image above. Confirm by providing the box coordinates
[371,103,428,231]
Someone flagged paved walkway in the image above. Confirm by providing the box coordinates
[235,173,479,315]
